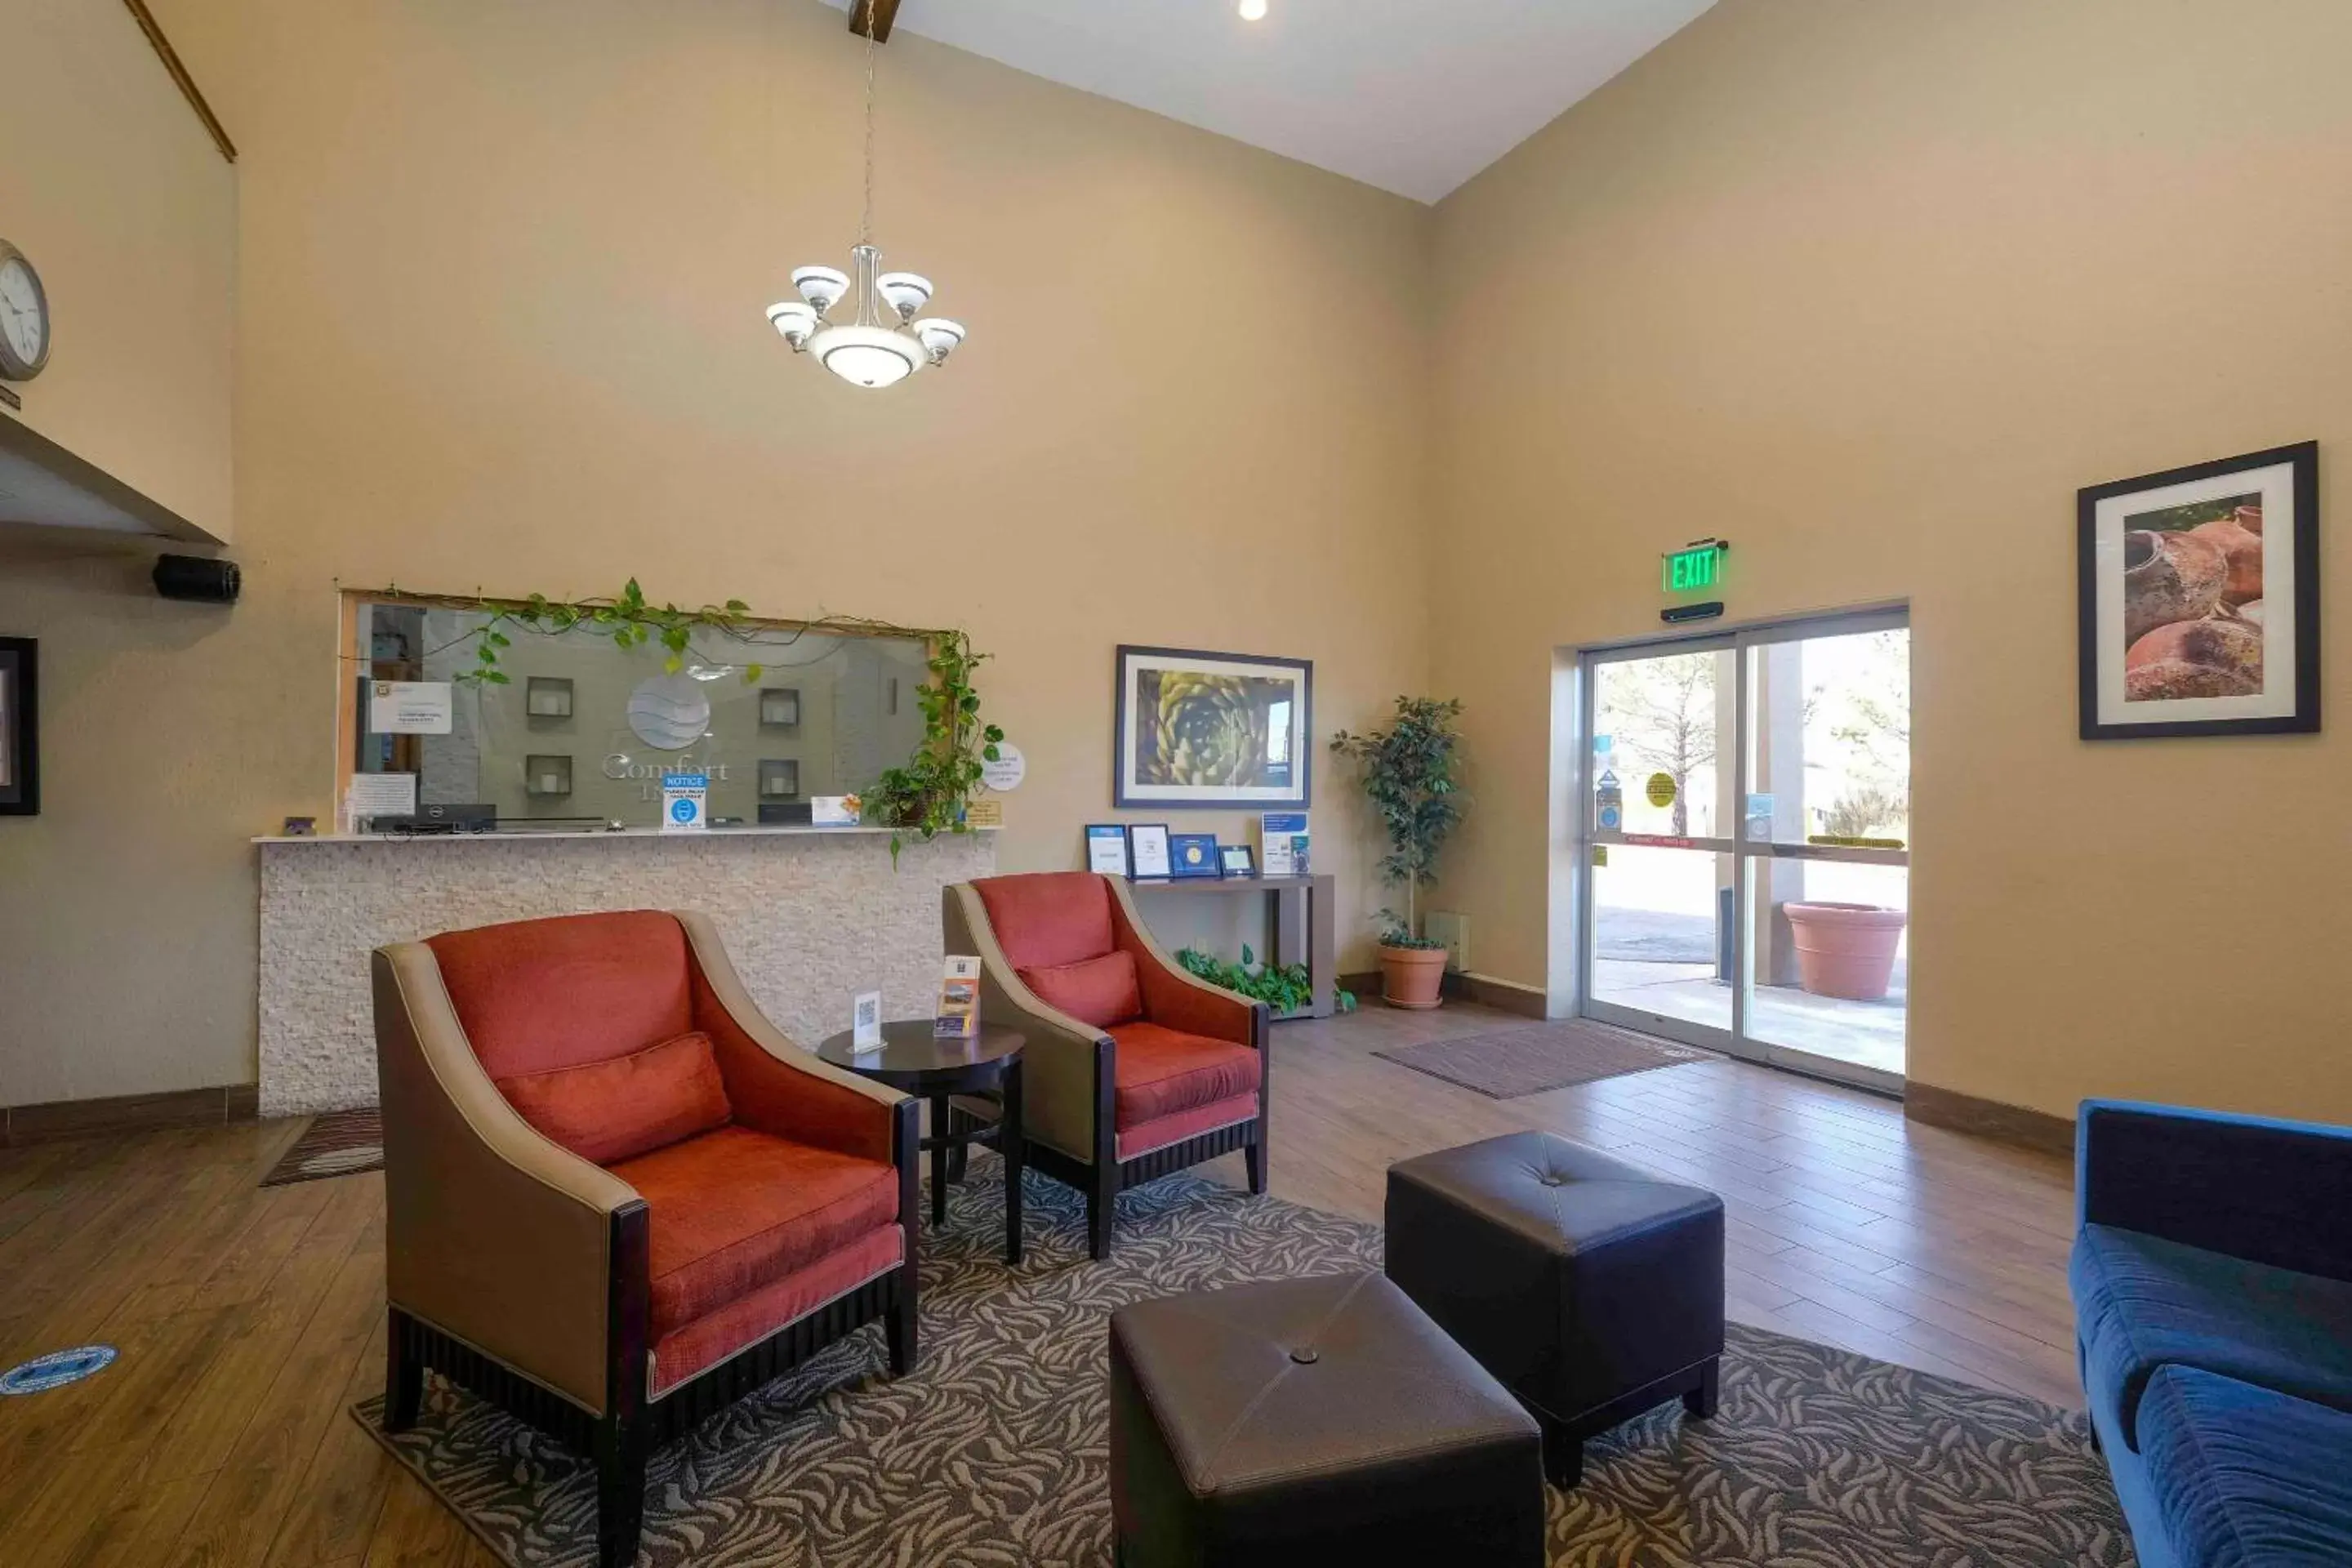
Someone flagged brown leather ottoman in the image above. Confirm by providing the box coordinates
[1386,1131,1725,1487]
[1108,1271,1546,1567]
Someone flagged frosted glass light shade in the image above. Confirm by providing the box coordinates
[766,301,819,349]
[875,271,933,322]
[912,318,965,364]
[791,265,849,315]
[810,325,922,388]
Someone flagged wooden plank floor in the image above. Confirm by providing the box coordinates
[0,1003,2081,1565]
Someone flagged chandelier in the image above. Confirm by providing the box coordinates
[766,17,964,389]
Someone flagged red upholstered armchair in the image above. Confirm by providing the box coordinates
[371,910,919,1568]
[945,872,1270,1258]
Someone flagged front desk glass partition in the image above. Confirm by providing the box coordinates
[350,598,933,830]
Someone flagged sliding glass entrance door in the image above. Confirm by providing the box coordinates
[1579,610,1910,1092]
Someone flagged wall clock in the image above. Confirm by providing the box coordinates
[0,239,51,381]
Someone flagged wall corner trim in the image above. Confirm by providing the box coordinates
[121,0,238,163]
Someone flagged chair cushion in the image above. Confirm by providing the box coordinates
[496,1030,732,1166]
[1110,1022,1263,1129]
[1117,1093,1261,1162]
[429,910,692,1078]
[612,1125,901,1335]
[974,872,1115,972]
[1021,951,1143,1030]
[649,1224,903,1397]
[2137,1365,2352,1566]
[2072,1223,2352,1452]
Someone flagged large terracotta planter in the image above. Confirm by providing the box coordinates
[1379,945,1449,1010]
[1784,902,1906,1001]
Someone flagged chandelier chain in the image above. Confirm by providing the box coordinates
[860,11,878,247]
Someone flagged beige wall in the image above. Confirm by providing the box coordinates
[0,0,1430,1106]
[0,0,235,539]
[1429,0,2352,1121]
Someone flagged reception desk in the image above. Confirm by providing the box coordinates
[255,825,997,1116]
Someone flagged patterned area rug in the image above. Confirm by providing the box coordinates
[261,1108,385,1186]
[1374,1019,1712,1098]
[355,1157,2129,1567]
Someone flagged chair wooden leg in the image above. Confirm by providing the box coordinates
[593,1412,648,1568]
[384,1307,423,1432]
[1683,1357,1720,1420]
[1243,1135,1267,1196]
[1089,1171,1116,1262]
[886,1268,919,1375]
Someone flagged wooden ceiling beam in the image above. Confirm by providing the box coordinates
[849,0,902,43]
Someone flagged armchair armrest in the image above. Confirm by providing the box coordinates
[676,911,905,1166]
[1107,880,1267,1050]
[2078,1100,2352,1282]
[946,884,1114,1164]
[373,943,643,1415]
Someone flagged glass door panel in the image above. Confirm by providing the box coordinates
[1743,856,1908,1084]
[1579,612,1910,1091]
[1588,844,1735,1048]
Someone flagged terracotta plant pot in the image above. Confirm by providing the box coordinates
[1783,902,1906,1002]
[1379,944,1449,1010]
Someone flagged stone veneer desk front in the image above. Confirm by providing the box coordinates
[255,825,997,1116]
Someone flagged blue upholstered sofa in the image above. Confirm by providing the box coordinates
[2072,1102,2352,1567]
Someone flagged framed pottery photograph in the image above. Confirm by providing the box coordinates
[1113,645,1312,808]
[1127,822,1174,880]
[0,638,36,816]
[1218,844,1257,879]
[2079,441,2319,740]
[1169,832,1223,880]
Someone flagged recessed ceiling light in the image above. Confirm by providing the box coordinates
[1239,0,1267,20]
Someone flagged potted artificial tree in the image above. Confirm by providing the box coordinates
[1331,697,1467,1009]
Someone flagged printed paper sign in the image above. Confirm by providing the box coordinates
[935,956,982,1039]
[980,742,1026,792]
[852,991,884,1051]
[661,773,709,832]
[368,681,454,735]
[1260,812,1310,877]
[348,772,418,821]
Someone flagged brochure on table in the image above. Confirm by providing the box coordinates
[1260,812,1310,877]
[936,957,982,1039]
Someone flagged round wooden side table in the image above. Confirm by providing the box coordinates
[815,1022,1026,1264]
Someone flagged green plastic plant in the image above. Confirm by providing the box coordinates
[864,630,1004,865]
[1176,946,1356,1016]
[1330,697,1468,949]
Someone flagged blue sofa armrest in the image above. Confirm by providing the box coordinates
[2078,1101,2352,1283]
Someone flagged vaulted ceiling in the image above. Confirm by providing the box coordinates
[822,0,1716,203]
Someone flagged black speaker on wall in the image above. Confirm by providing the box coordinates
[152,554,241,604]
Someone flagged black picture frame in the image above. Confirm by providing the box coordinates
[0,638,36,816]
[1112,644,1313,809]
[1218,844,1257,879]
[2078,441,2319,740]
[1084,824,1131,877]
[1169,832,1223,880]
[1126,822,1174,881]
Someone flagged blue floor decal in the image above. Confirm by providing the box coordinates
[0,1344,118,1396]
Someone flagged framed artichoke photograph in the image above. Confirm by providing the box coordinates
[2078,441,2319,740]
[1115,645,1313,808]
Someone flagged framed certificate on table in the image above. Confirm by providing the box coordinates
[1169,832,1222,880]
[1127,822,1174,880]
[1085,824,1131,877]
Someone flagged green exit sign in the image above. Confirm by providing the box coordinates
[1663,539,1728,594]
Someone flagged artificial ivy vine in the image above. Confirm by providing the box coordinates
[866,630,1004,864]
